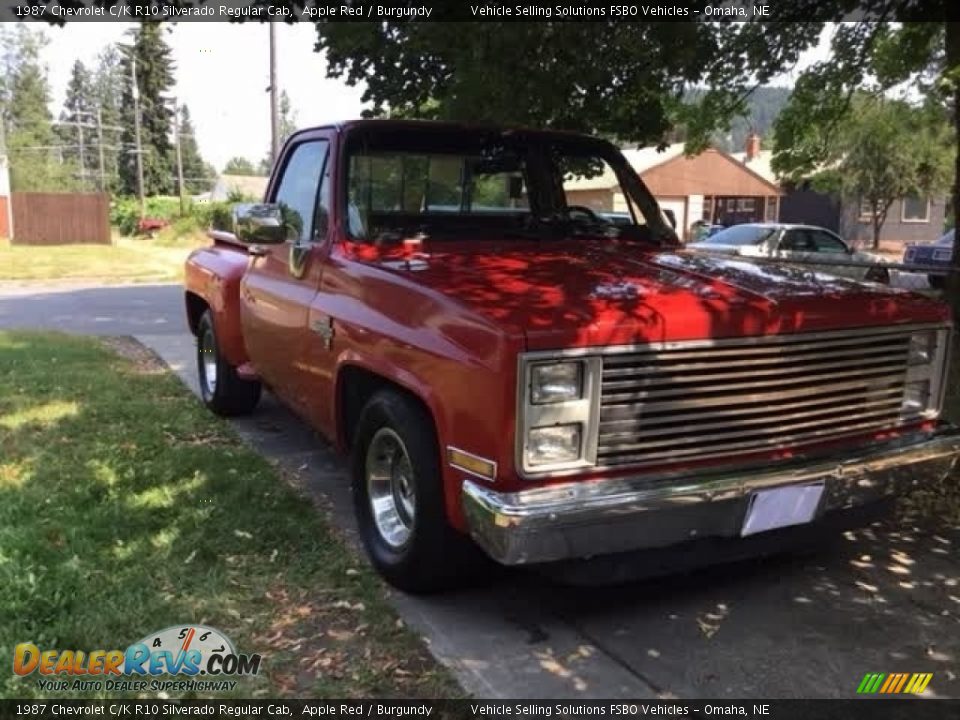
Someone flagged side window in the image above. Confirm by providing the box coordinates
[272,140,329,243]
[810,230,848,254]
[779,229,811,252]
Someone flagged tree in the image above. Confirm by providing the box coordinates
[177,105,212,194]
[315,20,824,151]
[222,156,259,176]
[58,59,95,187]
[92,45,124,192]
[785,97,952,249]
[119,23,175,196]
[0,25,77,191]
[770,19,960,312]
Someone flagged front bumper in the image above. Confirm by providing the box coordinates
[461,428,960,565]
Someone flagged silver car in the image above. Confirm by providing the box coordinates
[687,223,891,284]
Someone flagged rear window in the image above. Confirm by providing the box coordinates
[703,225,775,246]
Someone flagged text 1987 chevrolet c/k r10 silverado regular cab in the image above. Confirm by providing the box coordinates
[185,120,960,593]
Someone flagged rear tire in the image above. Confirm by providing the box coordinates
[928,274,945,290]
[196,310,261,416]
[351,389,487,593]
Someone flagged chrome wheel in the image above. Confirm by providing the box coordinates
[366,427,416,548]
[200,329,218,395]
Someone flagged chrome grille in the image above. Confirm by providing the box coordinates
[596,328,916,468]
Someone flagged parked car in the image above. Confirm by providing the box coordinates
[690,220,726,242]
[904,229,953,289]
[184,119,959,593]
[688,223,891,284]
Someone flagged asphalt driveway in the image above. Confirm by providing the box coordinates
[1,281,958,699]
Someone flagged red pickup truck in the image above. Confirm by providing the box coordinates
[185,119,960,593]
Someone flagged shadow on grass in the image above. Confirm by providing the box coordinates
[0,332,457,699]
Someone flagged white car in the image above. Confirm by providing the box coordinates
[687,223,891,284]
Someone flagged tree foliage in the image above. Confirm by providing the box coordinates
[315,19,823,150]
[119,23,175,196]
[177,105,212,194]
[798,97,952,249]
[0,25,77,192]
[223,156,259,176]
[92,45,124,192]
[58,59,96,186]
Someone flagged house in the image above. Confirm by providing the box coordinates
[734,135,946,248]
[565,138,782,240]
[209,174,269,202]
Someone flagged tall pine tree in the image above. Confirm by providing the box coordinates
[176,104,211,194]
[119,23,175,197]
[92,45,124,192]
[58,59,95,188]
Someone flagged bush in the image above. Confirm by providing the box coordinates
[110,196,235,237]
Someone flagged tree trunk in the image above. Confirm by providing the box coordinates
[945,22,960,317]
[873,211,881,250]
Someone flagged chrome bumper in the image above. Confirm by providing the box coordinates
[461,429,960,565]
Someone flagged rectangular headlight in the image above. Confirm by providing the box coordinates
[531,362,583,404]
[908,330,938,366]
[527,424,582,466]
[901,327,951,420]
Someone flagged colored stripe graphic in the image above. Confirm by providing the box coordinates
[857,672,932,694]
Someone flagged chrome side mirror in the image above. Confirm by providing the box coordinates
[233,203,290,245]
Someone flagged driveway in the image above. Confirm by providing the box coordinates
[1,281,958,699]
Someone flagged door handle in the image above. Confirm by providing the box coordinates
[248,245,270,257]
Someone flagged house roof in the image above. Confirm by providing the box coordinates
[565,144,781,197]
[729,149,778,186]
[210,174,269,202]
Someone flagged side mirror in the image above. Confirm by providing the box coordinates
[662,208,677,230]
[233,203,290,245]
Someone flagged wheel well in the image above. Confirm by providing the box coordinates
[185,292,209,336]
[338,366,436,451]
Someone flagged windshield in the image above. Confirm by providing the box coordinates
[701,225,776,247]
[343,126,674,246]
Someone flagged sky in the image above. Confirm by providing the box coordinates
[42,22,832,173]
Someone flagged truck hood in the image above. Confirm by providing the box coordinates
[357,239,948,350]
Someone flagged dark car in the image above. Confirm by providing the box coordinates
[904,230,953,289]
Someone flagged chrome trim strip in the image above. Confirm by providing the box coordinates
[465,428,960,565]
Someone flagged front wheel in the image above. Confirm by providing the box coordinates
[928,274,945,290]
[196,310,261,416]
[351,389,488,593]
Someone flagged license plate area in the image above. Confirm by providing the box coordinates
[741,482,825,537]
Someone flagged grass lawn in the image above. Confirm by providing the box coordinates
[0,331,460,699]
[0,232,207,284]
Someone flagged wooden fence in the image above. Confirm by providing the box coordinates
[10,192,111,245]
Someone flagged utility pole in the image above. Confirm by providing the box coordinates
[96,107,106,192]
[75,114,86,189]
[131,56,146,219]
[269,22,279,164]
[173,98,185,217]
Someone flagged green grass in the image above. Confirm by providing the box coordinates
[0,332,459,699]
[0,235,207,284]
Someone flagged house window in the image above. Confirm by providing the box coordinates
[901,196,931,223]
[858,198,874,221]
[765,196,779,222]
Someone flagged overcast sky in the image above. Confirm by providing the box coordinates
[42,22,832,173]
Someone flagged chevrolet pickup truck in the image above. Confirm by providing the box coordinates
[185,119,960,593]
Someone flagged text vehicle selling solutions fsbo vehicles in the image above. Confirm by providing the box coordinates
[184,120,960,592]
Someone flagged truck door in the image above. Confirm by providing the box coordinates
[240,135,331,407]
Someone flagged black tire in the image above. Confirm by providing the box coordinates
[928,274,945,290]
[351,389,487,593]
[196,310,261,416]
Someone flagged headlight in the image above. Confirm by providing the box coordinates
[527,425,582,466]
[908,330,937,365]
[900,327,950,420]
[518,355,602,474]
[531,362,583,404]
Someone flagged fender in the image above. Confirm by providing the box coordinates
[184,245,251,368]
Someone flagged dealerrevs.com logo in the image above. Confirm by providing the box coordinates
[13,625,261,693]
